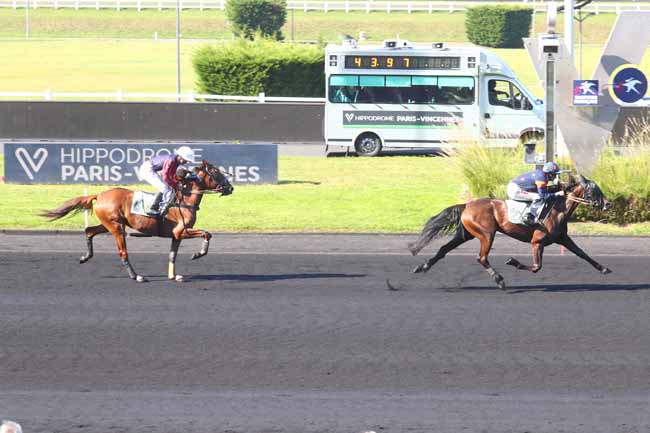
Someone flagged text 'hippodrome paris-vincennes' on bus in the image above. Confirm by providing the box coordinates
[59,146,261,183]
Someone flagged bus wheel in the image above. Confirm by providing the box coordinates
[355,133,382,157]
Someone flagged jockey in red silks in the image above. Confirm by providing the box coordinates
[139,146,196,216]
[507,161,565,225]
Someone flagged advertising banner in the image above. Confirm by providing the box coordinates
[343,111,463,128]
[4,142,277,184]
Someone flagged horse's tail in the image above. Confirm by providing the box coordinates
[408,204,467,256]
[41,194,97,221]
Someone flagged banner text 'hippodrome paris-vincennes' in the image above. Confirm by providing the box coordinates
[4,143,278,184]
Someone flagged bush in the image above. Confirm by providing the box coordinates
[226,0,287,40]
[193,40,324,97]
[453,140,528,199]
[465,5,532,48]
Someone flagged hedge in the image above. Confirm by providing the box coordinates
[193,40,325,97]
[465,5,533,48]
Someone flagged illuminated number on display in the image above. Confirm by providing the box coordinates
[403,57,411,68]
[371,57,378,68]
[387,57,394,68]
[354,57,362,67]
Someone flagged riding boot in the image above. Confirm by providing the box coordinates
[158,200,172,218]
[147,193,163,215]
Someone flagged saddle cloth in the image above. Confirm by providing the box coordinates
[131,191,157,216]
[506,199,531,225]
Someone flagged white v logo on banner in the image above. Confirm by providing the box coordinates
[345,113,355,122]
[15,147,48,180]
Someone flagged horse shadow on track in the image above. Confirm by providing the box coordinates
[454,283,650,294]
[188,273,366,282]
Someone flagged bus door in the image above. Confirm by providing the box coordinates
[481,78,538,146]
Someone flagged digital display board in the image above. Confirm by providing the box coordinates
[344,55,460,70]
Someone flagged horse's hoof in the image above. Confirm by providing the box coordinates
[412,264,427,274]
[174,275,184,282]
[191,253,203,261]
[494,275,507,291]
[601,267,612,275]
[504,257,517,267]
[79,256,89,264]
[136,275,147,283]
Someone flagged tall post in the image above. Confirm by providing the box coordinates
[176,0,181,102]
[564,0,574,64]
[544,56,556,164]
[25,0,29,39]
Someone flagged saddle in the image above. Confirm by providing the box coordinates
[131,191,176,218]
[505,200,531,225]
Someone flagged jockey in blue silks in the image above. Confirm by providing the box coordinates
[507,161,565,225]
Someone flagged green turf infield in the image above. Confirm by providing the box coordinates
[0,9,633,99]
[2,155,649,234]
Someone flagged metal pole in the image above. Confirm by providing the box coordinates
[291,7,294,41]
[578,9,583,79]
[176,0,181,102]
[25,0,29,39]
[545,57,556,163]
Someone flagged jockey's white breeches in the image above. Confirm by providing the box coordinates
[507,182,540,202]
[139,160,173,205]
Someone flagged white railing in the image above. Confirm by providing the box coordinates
[3,0,650,13]
[0,90,326,103]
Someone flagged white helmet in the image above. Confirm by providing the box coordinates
[176,146,196,164]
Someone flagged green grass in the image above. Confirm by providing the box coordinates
[2,155,650,234]
[0,9,621,43]
[1,9,645,97]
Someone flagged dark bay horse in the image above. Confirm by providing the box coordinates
[42,160,233,282]
[408,175,612,290]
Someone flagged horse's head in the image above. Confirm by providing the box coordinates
[192,160,234,196]
[567,174,611,211]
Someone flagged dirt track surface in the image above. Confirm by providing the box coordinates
[1,233,649,433]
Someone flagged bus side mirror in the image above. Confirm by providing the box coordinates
[524,142,536,164]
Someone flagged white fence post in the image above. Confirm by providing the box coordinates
[428,0,432,13]
[303,0,307,12]
[96,0,100,10]
[219,0,224,9]
[137,0,141,10]
[53,0,58,9]
[407,1,411,13]
[448,3,453,12]
[365,0,369,13]
[344,0,348,13]
[116,0,120,10]
[158,0,162,10]
[116,89,124,101]
[323,1,327,12]
[83,187,89,228]
[187,90,195,102]
[44,89,52,100]
[13,0,17,9]
[386,1,390,13]
[199,0,203,11]
[258,92,265,103]
[75,0,79,10]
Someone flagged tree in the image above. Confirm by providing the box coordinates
[226,0,287,41]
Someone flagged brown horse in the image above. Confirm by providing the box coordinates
[408,175,612,290]
[42,160,233,282]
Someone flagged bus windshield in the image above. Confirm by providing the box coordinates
[329,74,475,105]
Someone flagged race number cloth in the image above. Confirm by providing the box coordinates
[506,200,531,226]
[131,191,158,216]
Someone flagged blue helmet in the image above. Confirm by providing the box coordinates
[542,161,560,174]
